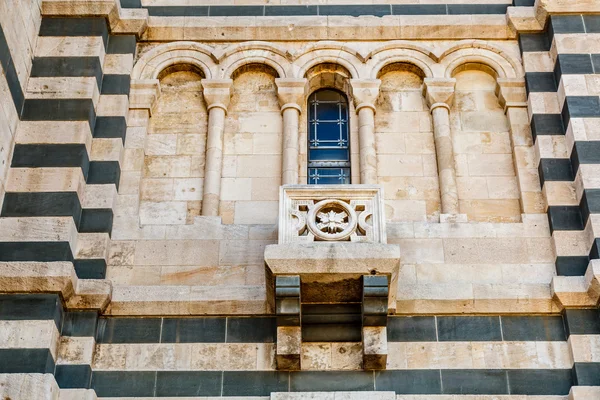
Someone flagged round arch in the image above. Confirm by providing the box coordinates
[132,42,218,80]
[440,40,524,79]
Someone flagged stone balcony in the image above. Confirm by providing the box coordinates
[264,185,401,371]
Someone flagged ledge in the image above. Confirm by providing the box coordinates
[264,243,400,275]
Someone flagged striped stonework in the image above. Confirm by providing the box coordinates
[0,0,600,399]
[522,15,600,277]
[0,17,136,279]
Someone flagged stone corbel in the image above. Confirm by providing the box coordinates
[496,78,528,112]
[423,78,456,110]
[350,79,381,113]
[129,79,161,115]
[202,79,233,113]
[276,78,307,112]
[275,276,302,370]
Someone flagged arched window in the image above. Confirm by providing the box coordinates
[307,89,351,184]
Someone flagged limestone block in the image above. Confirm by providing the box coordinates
[103,54,134,75]
[27,77,99,106]
[91,138,123,162]
[35,36,105,59]
[569,387,600,400]
[219,239,272,266]
[144,155,192,178]
[145,134,177,156]
[552,276,598,308]
[82,184,118,209]
[75,233,109,260]
[139,201,188,225]
[584,259,600,301]
[57,337,95,365]
[0,262,76,297]
[0,320,60,359]
[66,279,111,310]
[0,374,59,400]
[277,326,301,371]
[97,94,129,117]
[164,217,248,240]
[134,239,219,266]
[59,389,97,400]
[159,265,247,286]
[6,168,85,198]
[393,239,444,264]
[568,334,600,363]
[363,326,387,370]
[234,201,278,225]
[15,121,92,152]
[0,216,78,250]
[173,178,203,201]
[544,181,578,206]
[473,284,555,313]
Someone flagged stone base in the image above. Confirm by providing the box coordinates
[363,326,388,370]
[439,213,468,223]
[276,326,302,371]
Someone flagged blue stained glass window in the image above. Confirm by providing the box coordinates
[307,89,351,184]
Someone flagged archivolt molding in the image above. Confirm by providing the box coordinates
[132,42,218,80]
[217,41,292,79]
[293,42,365,79]
[131,39,524,89]
[439,40,524,79]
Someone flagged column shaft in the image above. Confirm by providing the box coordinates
[202,106,227,216]
[281,106,300,185]
[357,106,377,185]
[431,105,459,215]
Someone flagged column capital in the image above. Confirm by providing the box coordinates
[350,79,381,113]
[129,79,161,115]
[423,78,456,110]
[275,78,307,112]
[496,78,528,110]
[202,79,233,113]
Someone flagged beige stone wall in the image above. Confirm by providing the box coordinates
[142,70,207,225]
[451,69,521,222]
[375,65,439,222]
[221,64,282,225]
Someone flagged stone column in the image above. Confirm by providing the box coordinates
[350,79,381,185]
[497,78,541,214]
[201,79,233,217]
[424,78,460,217]
[275,78,307,185]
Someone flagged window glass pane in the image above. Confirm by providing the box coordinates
[309,148,349,162]
[311,122,344,145]
[316,102,340,120]
[308,168,350,184]
[308,89,350,185]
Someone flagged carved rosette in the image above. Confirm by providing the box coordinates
[289,198,375,242]
[279,185,387,244]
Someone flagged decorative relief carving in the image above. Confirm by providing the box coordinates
[279,185,387,244]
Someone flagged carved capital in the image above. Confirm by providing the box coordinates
[496,78,528,109]
[202,79,233,112]
[129,79,160,115]
[350,79,381,112]
[276,78,307,112]
[423,78,456,109]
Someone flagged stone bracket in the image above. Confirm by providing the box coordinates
[275,276,302,371]
[362,275,389,370]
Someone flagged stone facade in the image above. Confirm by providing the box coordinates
[1,0,600,399]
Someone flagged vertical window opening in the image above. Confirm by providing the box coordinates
[307,89,351,184]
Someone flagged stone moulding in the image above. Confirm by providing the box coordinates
[278,184,388,244]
